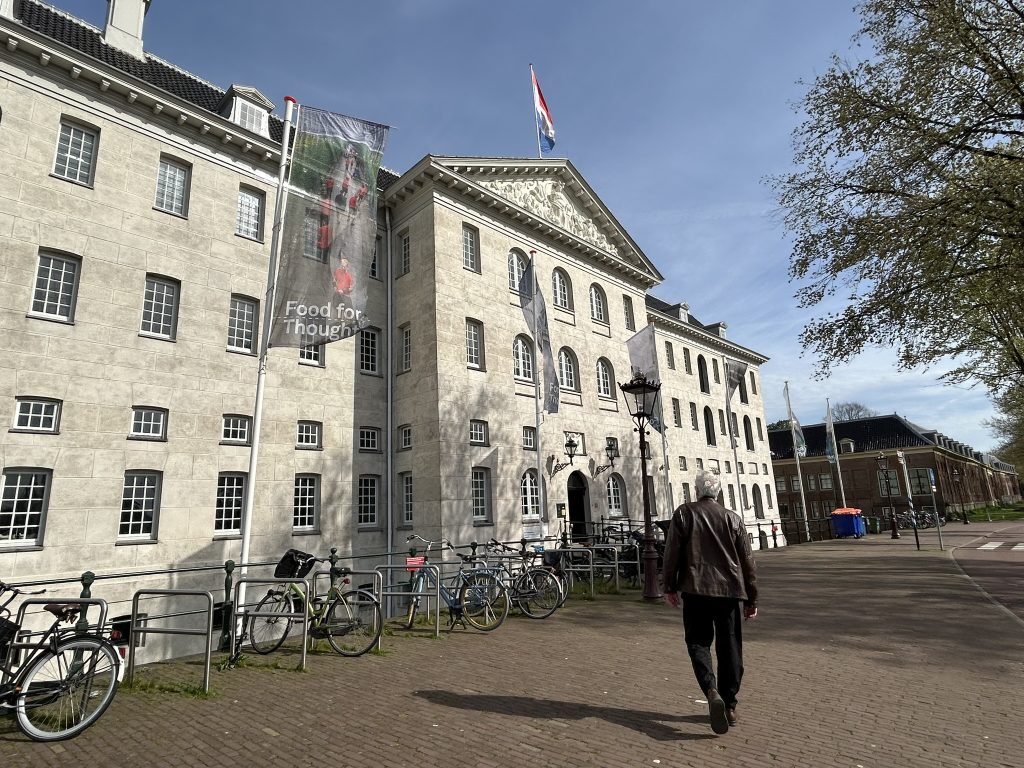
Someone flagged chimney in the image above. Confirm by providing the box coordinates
[104,0,151,59]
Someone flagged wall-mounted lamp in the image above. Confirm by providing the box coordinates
[594,437,620,476]
[551,436,579,474]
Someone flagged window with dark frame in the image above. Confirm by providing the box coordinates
[31,252,80,322]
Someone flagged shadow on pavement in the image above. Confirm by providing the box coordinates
[414,689,717,741]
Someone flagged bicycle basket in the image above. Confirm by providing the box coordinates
[274,549,317,579]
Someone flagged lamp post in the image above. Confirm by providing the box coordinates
[551,435,579,475]
[876,453,900,539]
[618,372,662,601]
[952,468,969,524]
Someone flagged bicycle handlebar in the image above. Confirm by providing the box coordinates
[0,581,47,596]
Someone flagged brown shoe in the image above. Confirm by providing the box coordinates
[707,688,729,734]
[726,708,738,726]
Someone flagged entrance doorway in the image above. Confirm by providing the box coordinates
[566,471,590,542]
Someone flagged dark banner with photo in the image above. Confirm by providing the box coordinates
[270,106,389,347]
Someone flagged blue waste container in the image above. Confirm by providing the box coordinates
[831,512,865,538]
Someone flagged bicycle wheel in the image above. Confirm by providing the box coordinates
[249,590,292,654]
[405,573,424,629]
[517,568,561,619]
[459,572,509,631]
[15,635,120,742]
[325,590,382,657]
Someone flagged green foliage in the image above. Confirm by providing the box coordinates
[772,0,1024,394]
[986,385,1024,470]
[766,419,790,432]
[122,674,218,699]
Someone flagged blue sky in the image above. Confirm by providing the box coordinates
[55,0,999,450]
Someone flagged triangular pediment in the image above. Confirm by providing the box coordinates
[387,157,663,287]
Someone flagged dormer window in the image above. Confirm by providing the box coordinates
[233,98,268,136]
[840,438,855,454]
[220,86,274,139]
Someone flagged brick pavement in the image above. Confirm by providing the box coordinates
[2,534,1023,768]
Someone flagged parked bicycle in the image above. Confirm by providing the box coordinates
[483,539,562,619]
[404,535,509,631]
[239,549,382,660]
[0,580,120,742]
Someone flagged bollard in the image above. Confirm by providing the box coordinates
[76,571,95,635]
[470,541,478,557]
[771,522,778,547]
[328,547,340,591]
[218,560,235,651]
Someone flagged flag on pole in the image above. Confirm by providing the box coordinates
[725,359,748,402]
[825,401,838,465]
[270,106,389,347]
[783,383,807,458]
[518,257,559,413]
[625,324,665,433]
[532,66,556,155]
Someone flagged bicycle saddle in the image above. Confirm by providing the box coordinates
[44,603,81,622]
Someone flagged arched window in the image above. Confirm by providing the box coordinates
[589,284,607,323]
[743,416,755,451]
[512,335,534,381]
[521,470,540,517]
[703,407,716,446]
[740,484,749,509]
[606,473,627,517]
[738,377,749,404]
[697,355,710,394]
[558,348,578,390]
[596,358,613,398]
[552,268,572,310]
[752,484,765,519]
[508,251,527,291]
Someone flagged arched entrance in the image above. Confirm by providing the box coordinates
[566,471,590,542]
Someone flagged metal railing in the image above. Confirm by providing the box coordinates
[126,590,214,692]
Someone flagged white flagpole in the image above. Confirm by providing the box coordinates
[528,251,547,535]
[723,355,743,515]
[237,96,296,613]
[827,398,848,508]
[530,64,543,160]
[784,381,811,542]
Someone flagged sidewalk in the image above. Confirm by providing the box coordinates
[3,535,1022,768]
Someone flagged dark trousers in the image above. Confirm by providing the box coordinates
[681,593,743,708]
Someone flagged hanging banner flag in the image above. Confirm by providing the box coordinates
[531,65,556,155]
[270,106,389,347]
[825,402,838,465]
[518,258,559,413]
[725,359,748,402]
[783,382,807,458]
[625,324,665,433]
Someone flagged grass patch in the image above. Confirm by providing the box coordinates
[122,675,217,699]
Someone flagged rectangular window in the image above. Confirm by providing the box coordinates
[712,358,721,384]
[790,475,800,492]
[141,276,179,340]
[471,467,491,521]
[358,427,380,452]
[681,483,691,503]
[466,319,484,369]
[399,232,410,275]
[665,341,675,369]
[236,100,263,133]
[302,211,321,261]
[808,474,818,490]
[775,476,787,493]
[293,474,319,531]
[718,409,727,435]
[727,485,736,509]
[810,500,821,519]
[119,471,160,540]
[820,473,834,490]
[215,473,246,535]
[1,469,51,547]
[400,325,412,372]
[623,295,635,331]
[31,252,80,322]
[877,470,900,496]
[463,225,479,271]
[683,347,692,374]
[708,459,721,473]
[357,476,379,525]
[731,412,739,437]
[672,398,682,428]
[297,421,323,450]
[299,341,324,367]
[523,426,536,450]
[53,121,97,185]
[689,402,698,430]
[130,407,167,441]
[725,461,731,473]
[13,398,61,433]
[221,415,251,445]
[401,473,414,525]
[749,371,757,395]
[748,462,758,475]
[469,420,489,445]
[227,296,258,353]
[910,468,931,495]
[678,456,687,471]
[765,484,773,509]
[762,463,769,474]
[154,157,190,216]
[236,187,264,240]
[398,424,412,450]
[359,329,379,374]
[737,462,744,474]
[695,458,704,470]
[370,236,381,279]
[756,417,764,441]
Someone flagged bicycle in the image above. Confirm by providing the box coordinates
[483,539,562,619]
[241,549,382,659]
[0,580,120,742]
[404,535,509,631]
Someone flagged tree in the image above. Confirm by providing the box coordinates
[829,402,878,421]
[773,0,1024,395]
[766,419,791,432]
[986,385,1024,469]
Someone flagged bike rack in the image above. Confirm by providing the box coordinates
[374,563,442,638]
[310,568,385,651]
[10,598,110,667]
[232,577,311,670]
[586,543,641,592]
[126,589,214,693]
[547,547,596,598]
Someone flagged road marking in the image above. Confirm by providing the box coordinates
[1012,544,1024,551]
[978,542,1002,550]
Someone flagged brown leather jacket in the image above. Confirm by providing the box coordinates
[661,497,758,605]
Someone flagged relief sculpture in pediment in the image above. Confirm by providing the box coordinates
[480,178,615,253]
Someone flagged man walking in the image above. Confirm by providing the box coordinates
[662,470,758,735]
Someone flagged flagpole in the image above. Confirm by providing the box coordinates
[530,64,542,160]
[827,398,848,508]
[528,251,547,535]
[237,96,296,614]
[723,355,743,515]
[784,381,811,542]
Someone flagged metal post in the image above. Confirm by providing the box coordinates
[637,426,661,600]
[76,571,95,634]
[219,560,235,652]
[771,522,778,548]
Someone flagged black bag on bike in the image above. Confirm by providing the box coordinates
[0,616,18,660]
[274,549,317,579]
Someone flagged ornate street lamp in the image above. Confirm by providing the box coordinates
[551,435,579,475]
[594,437,620,476]
[876,453,900,539]
[619,372,662,600]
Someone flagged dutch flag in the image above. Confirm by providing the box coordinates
[532,66,556,155]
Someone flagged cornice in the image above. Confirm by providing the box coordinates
[646,308,768,365]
